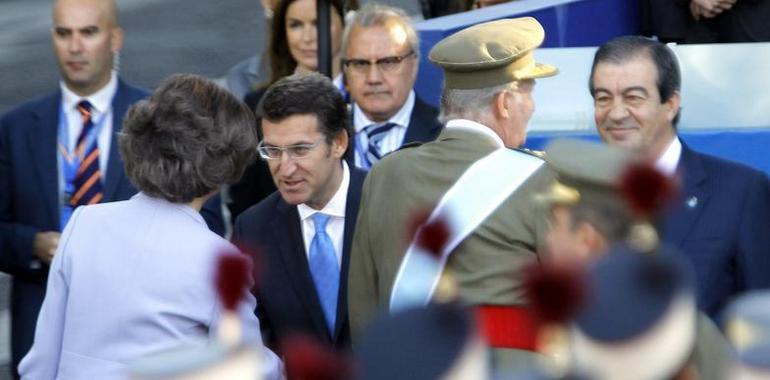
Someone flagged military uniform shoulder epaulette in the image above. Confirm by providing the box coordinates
[514,147,546,159]
[398,141,424,151]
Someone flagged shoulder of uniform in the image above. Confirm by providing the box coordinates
[514,147,546,159]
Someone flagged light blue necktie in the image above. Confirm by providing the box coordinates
[363,122,398,169]
[308,213,340,335]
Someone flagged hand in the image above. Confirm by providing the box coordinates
[691,0,736,18]
[690,1,717,20]
[33,231,60,265]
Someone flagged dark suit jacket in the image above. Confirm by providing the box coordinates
[232,167,366,354]
[344,95,443,164]
[663,143,770,317]
[641,0,770,42]
[0,79,148,371]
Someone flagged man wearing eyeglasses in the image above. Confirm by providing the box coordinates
[341,4,443,171]
[232,73,366,354]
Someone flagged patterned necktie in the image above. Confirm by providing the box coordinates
[308,213,340,335]
[69,100,104,207]
[363,122,398,169]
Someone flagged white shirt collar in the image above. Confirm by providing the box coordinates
[60,71,118,114]
[444,118,504,148]
[297,161,350,220]
[655,137,682,176]
[353,90,415,132]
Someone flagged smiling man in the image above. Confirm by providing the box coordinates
[589,35,770,318]
[341,4,442,170]
[233,73,366,354]
[0,0,147,374]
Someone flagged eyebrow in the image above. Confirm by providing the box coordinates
[54,25,100,33]
[286,17,311,23]
[263,141,315,147]
[592,86,649,96]
[79,25,100,33]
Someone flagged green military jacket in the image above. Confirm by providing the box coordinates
[348,126,554,339]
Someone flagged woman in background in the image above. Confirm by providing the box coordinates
[248,0,353,106]
[19,74,283,380]
[229,0,356,222]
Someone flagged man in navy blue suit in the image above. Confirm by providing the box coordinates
[0,0,147,375]
[589,35,770,318]
[233,73,365,354]
[342,5,443,170]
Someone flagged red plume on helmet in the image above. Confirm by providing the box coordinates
[406,209,451,258]
[618,161,679,218]
[522,261,588,324]
[282,334,353,380]
[215,253,253,312]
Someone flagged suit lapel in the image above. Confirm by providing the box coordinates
[403,97,441,144]
[271,199,331,340]
[28,94,62,227]
[103,80,131,201]
[663,143,710,247]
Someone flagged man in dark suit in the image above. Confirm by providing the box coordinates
[0,0,147,375]
[341,4,442,170]
[589,35,770,318]
[233,73,365,353]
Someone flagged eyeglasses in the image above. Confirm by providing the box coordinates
[342,51,415,75]
[257,139,324,160]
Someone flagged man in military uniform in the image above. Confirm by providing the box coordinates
[539,138,730,380]
[347,17,558,367]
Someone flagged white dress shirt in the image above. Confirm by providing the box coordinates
[59,71,118,175]
[655,137,683,177]
[297,161,350,267]
[445,118,504,148]
[353,90,416,168]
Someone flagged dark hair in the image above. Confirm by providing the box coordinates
[265,0,356,87]
[589,35,682,125]
[120,74,257,203]
[258,72,350,144]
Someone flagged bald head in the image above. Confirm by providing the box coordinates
[51,0,123,96]
[54,0,119,27]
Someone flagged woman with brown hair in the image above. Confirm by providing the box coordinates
[19,74,283,380]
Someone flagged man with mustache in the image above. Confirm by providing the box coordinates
[0,0,147,376]
[589,35,770,318]
[341,4,442,171]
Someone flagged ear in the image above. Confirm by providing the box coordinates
[664,90,681,123]
[575,222,608,258]
[331,130,349,159]
[492,90,512,121]
[110,27,124,54]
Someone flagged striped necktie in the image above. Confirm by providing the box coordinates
[363,122,398,169]
[69,100,104,207]
[308,213,340,335]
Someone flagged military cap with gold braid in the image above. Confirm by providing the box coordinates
[429,17,558,90]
